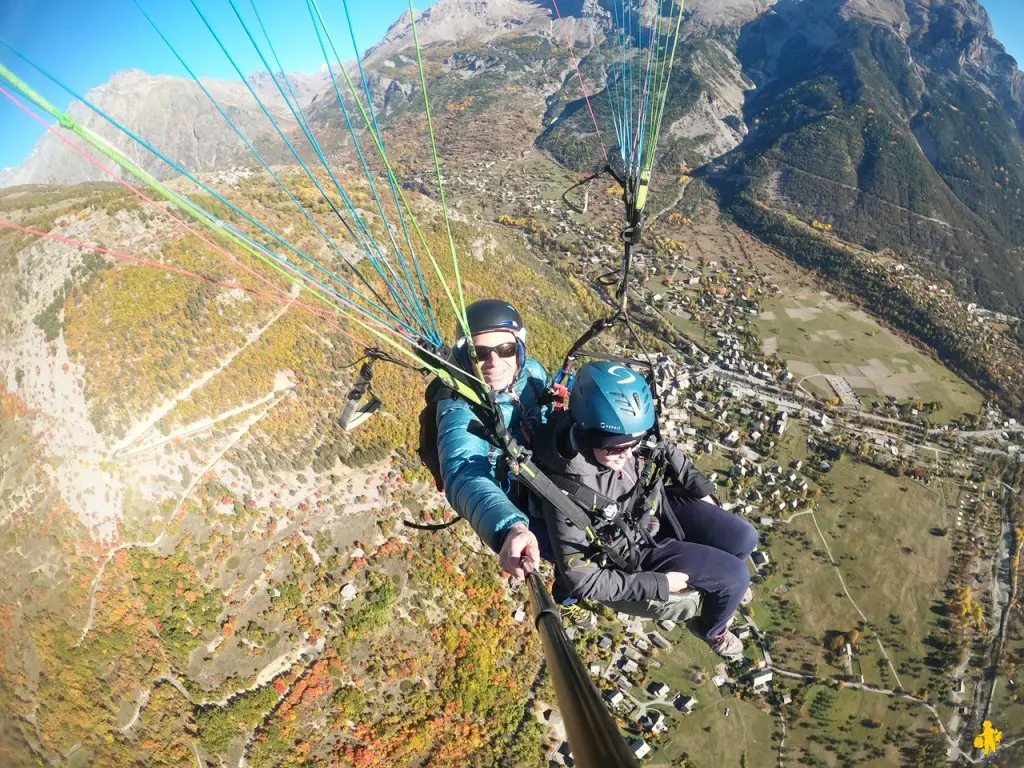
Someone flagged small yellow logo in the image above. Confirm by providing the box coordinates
[973,720,1003,755]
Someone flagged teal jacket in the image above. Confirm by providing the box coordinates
[436,358,548,552]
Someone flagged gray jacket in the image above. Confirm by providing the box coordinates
[529,416,715,603]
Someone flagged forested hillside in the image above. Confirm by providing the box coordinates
[711,0,1024,315]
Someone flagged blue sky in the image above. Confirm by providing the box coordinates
[982,0,1023,69]
[0,0,1021,170]
[0,0,435,168]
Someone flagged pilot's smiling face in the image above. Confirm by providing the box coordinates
[472,329,518,391]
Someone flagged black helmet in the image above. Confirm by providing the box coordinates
[457,299,526,339]
[454,299,527,371]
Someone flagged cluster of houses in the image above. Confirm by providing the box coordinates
[549,609,778,765]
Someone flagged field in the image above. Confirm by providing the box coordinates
[754,289,982,422]
[779,683,937,767]
[757,449,954,696]
[642,627,777,768]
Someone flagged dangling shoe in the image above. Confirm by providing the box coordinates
[741,587,753,606]
[560,600,597,630]
[707,629,744,662]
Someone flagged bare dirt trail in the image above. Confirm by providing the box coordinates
[76,388,294,646]
[805,509,905,690]
[113,374,294,461]
[109,298,295,460]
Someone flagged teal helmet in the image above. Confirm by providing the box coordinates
[570,361,655,448]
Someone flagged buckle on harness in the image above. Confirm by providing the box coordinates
[621,223,643,246]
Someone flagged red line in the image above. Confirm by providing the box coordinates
[0,85,374,341]
[1,218,404,391]
[0,219,345,316]
[551,0,609,163]
[0,85,295,300]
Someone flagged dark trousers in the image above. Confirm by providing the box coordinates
[530,497,757,640]
[645,497,758,640]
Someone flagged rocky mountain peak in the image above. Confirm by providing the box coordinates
[365,0,560,62]
[684,0,780,30]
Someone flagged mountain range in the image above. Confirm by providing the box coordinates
[3,0,1023,313]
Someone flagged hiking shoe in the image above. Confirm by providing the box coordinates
[707,629,744,661]
[561,601,597,630]
[741,587,753,606]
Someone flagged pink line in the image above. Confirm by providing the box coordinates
[0,85,375,339]
[551,0,609,163]
[0,218,389,353]
[0,85,296,298]
[1,219,340,319]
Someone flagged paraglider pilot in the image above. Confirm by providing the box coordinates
[436,300,551,578]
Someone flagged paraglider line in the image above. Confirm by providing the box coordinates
[0,219,351,324]
[303,0,440,345]
[408,0,469,331]
[551,0,609,163]
[132,0,407,335]
[310,0,464,343]
[0,40,415,338]
[189,0,427,337]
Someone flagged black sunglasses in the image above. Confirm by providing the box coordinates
[598,441,640,455]
[474,341,518,359]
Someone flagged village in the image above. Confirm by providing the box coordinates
[516,233,1023,765]
[540,334,1019,764]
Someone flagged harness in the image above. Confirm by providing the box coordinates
[543,441,675,572]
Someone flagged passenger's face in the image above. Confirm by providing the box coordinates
[592,443,636,472]
[472,330,518,391]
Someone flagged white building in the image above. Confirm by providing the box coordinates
[751,671,773,691]
[631,739,651,759]
[648,632,671,650]
[675,695,697,714]
[649,682,670,698]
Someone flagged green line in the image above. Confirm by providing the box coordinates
[306,0,465,337]
[643,0,685,179]
[307,0,467,337]
[643,5,669,167]
[0,61,485,405]
[408,0,468,333]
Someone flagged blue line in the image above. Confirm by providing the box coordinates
[336,0,440,344]
[622,0,630,174]
[254,7,435,345]
[207,0,427,336]
[226,0,427,338]
[306,0,440,344]
[615,0,629,169]
[131,0,405,331]
[190,0,421,334]
[0,38,414,336]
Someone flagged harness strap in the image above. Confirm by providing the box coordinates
[511,455,632,571]
[540,443,674,572]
